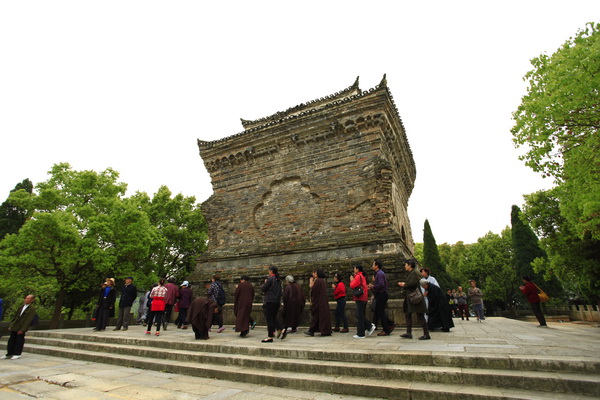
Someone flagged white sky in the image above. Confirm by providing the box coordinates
[1,1,598,245]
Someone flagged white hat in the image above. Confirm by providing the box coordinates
[181,281,189,287]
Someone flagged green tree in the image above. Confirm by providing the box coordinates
[457,229,518,309]
[0,179,33,239]
[422,219,453,290]
[522,189,600,300]
[130,186,208,288]
[512,22,600,239]
[511,205,546,279]
[0,163,153,328]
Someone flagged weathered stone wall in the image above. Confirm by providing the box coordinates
[190,77,416,300]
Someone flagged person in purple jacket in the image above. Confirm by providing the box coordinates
[176,281,193,329]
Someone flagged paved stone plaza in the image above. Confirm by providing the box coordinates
[1,317,599,399]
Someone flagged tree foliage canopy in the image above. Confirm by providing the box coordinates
[512,22,600,239]
[0,163,154,327]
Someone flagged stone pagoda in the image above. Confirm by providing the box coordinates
[189,76,416,297]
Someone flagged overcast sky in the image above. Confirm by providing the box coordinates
[1,1,598,245]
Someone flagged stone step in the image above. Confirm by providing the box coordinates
[14,333,600,398]
[9,342,599,400]
[27,330,600,375]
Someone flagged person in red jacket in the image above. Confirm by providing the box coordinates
[519,276,547,327]
[350,265,375,339]
[331,273,349,333]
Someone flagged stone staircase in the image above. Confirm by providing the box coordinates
[7,330,600,400]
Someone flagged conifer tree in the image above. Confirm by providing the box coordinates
[511,205,545,279]
[422,219,453,289]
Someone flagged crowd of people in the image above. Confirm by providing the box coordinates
[89,259,539,343]
[0,261,550,361]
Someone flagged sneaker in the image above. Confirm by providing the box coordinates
[332,327,340,332]
[367,323,376,336]
[155,332,160,336]
[400,333,412,339]
[353,335,365,339]
[418,335,431,340]
[340,328,349,333]
[304,331,314,337]
[280,328,288,340]
[538,324,548,328]
[217,326,226,333]
[11,355,21,360]
[145,331,151,335]
[251,321,256,330]
[113,327,121,331]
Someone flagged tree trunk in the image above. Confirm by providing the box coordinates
[49,288,67,329]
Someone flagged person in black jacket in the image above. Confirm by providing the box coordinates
[113,277,137,331]
[261,266,283,343]
[94,278,116,331]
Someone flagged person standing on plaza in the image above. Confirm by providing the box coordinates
[468,280,485,322]
[421,279,454,332]
[350,265,375,339]
[398,259,430,340]
[175,281,193,329]
[282,275,305,336]
[331,273,349,333]
[234,276,255,337]
[113,276,137,331]
[146,278,167,336]
[207,275,226,333]
[454,286,469,320]
[94,278,116,331]
[261,266,283,343]
[305,269,332,337]
[136,287,150,324]
[2,294,36,360]
[369,260,394,336]
[163,278,179,329]
[519,276,548,327]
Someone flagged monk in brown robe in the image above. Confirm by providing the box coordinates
[187,297,219,340]
[234,276,254,337]
[282,275,305,335]
[305,269,332,336]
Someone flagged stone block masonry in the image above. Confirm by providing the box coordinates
[190,76,417,300]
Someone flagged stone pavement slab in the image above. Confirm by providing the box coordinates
[0,317,598,399]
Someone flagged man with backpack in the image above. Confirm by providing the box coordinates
[207,274,226,333]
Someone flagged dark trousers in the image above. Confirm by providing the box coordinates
[263,302,282,338]
[114,306,132,329]
[374,291,392,333]
[175,308,189,327]
[6,331,26,356]
[95,308,111,330]
[147,310,164,332]
[335,298,348,329]
[355,300,372,337]
[405,312,429,336]
[211,306,224,328]
[164,304,174,326]
[530,301,547,326]
[457,304,469,320]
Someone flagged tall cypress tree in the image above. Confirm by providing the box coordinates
[511,205,545,280]
[0,178,33,239]
[422,219,453,289]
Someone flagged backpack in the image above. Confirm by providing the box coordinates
[215,282,226,306]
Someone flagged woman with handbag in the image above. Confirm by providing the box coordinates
[350,265,375,339]
[398,259,430,340]
[519,276,548,327]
